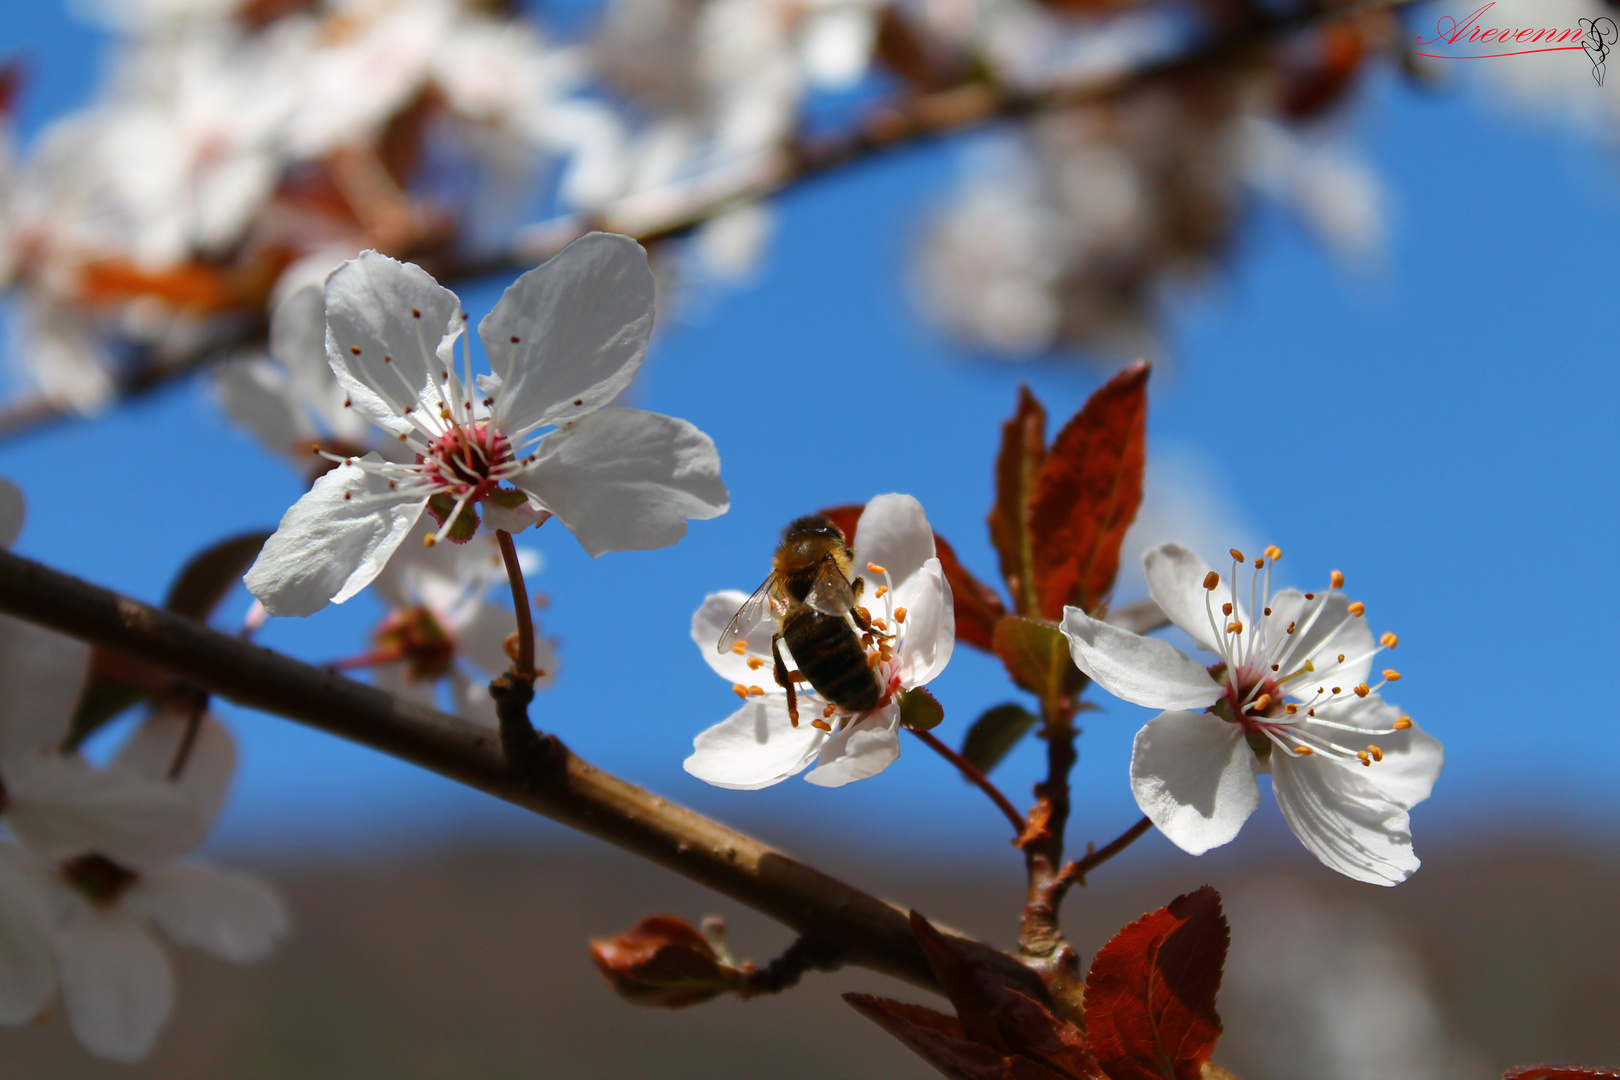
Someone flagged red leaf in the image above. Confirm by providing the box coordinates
[934,532,1008,653]
[989,387,1047,617]
[820,503,1007,653]
[911,912,1102,1079]
[847,993,1011,1080]
[588,915,739,1008]
[1503,1068,1620,1079]
[1082,886,1228,1080]
[1027,362,1149,621]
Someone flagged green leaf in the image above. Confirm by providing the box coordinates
[897,687,944,732]
[992,616,1086,707]
[960,703,1038,775]
[164,531,273,621]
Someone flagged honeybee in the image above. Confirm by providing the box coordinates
[718,515,885,726]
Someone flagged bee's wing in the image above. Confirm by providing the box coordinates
[717,574,786,654]
[803,556,857,618]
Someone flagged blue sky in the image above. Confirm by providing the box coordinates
[1,5,1617,878]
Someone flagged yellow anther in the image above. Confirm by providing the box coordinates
[1227,621,1244,635]
[747,657,765,670]
[1203,571,1220,590]
[894,607,908,623]
[1285,703,1299,715]
[1354,683,1369,698]
[310,443,322,455]
[1263,607,1271,616]
[1380,632,1399,649]
[874,585,889,599]
[1265,545,1282,561]
[1383,669,1401,682]
[731,684,749,699]
[871,618,887,632]
[423,534,437,547]
[1253,557,1263,568]
[1304,660,1315,672]
[1251,694,1272,713]
[1330,569,1345,589]
[1366,744,1384,762]
[1348,601,1366,617]
[1331,687,1341,695]
[789,670,804,682]
[1357,751,1371,766]
[1294,745,1315,755]
[731,641,748,655]
[823,704,838,718]
[1230,548,1245,562]
[866,562,886,575]
[747,685,765,697]
[1222,602,1233,616]
[1287,621,1297,635]
[1304,592,1316,600]
[1338,653,1346,663]
[1394,716,1413,730]
[866,651,882,669]
[861,634,875,648]
[811,719,832,731]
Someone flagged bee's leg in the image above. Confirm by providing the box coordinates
[850,576,865,600]
[771,633,799,726]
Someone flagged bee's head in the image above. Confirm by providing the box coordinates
[777,514,850,572]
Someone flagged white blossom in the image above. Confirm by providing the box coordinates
[1061,542,1443,885]
[684,494,954,789]
[244,231,729,617]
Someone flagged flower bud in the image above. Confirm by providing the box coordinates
[589,915,742,1008]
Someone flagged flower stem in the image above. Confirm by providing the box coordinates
[495,529,534,678]
[908,727,1027,837]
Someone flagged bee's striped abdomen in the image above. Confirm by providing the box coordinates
[783,609,882,713]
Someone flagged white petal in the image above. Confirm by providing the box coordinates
[804,706,901,787]
[1271,751,1420,886]
[324,251,462,437]
[1129,710,1261,856]
[894,560,953,688]
[455,600,520,680]
[112,712,237,835]
[451,669,499,729]
[692,591,782,686]
[479,496,548,534]
[0,843,55,1025]
[851,494,935,589]
[271,283,358,438]
[125,863,289,964]
[1268,590,1375,691]
[5,758,201,870]
[54,899,174,1064]
[244,456,428,617]
[371,663,439,711]
[1303,696,1443,810]
[0,615,88,769]
[484,232,654,433]
[514,408,728,557]
[0,477,24,549]
[1060,607,1221,710]
[214,357,317,462]
[801,7,875,87]
[683,697,823,790]
[1142,543,1232,654]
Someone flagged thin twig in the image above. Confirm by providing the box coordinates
[739,936,843,999]
[496,528,534,677]
[1058,815,1153,889]
[0,546,1042,1000]
[907,727,1027,837]
[0,0,1421,444]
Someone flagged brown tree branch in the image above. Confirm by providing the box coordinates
[0,0,1418,443]
[0,547,1041,999]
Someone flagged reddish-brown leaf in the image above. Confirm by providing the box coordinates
[846,993,1010,1080]
[992,617,1085,707]
[588,915,739,1008]
[1027,362,1149,621]
[1083,886,1228,1080]
[911,912,1102,1079]
[935,532,1008,653]
[1503,1068,1620,1079]
[820,503,1007,652]
[989,387,1047,617]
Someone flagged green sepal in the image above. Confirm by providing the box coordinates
[897,687,944,731]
